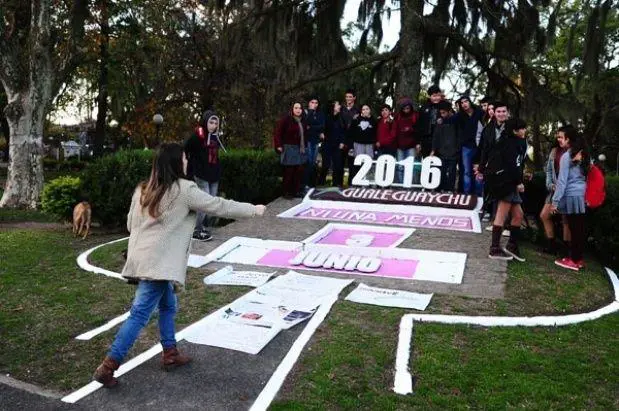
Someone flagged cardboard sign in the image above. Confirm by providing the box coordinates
[310,187,478,210]
[200,237,466,284]
[302,223,415,248]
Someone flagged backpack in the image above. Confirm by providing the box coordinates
[585,164,606,208]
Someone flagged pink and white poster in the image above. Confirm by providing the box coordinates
[278,199,482,233]
[302,223,415,248]
[198,237,466,284]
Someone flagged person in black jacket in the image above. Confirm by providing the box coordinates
[477,101,508,224]
[485,118,528,261]
[418,85,443,157]
[453,95,484,194]
[347,104,377,182]
[303,96,325,191]
[430,100,459,192]
[184,110,226,241]
[478,101,509,175]
[318,101,346,187]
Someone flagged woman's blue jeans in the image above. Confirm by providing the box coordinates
[108,280,177,363]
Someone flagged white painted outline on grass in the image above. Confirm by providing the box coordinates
[249,295,338,411]
[394,315,414,395]
[75,312,131,341]
[392,267,619,395]
[76,236,129,281]
[62,323,200,403]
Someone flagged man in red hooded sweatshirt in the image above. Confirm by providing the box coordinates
[392,97,420,183]
[376,104,396,158]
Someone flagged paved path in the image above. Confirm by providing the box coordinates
[78,327,305,410]
[192,197,508,299]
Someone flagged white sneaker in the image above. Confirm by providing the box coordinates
[485,225,493,231]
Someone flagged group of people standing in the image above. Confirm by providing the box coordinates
[272,86,505,197]
[273,87,594,271]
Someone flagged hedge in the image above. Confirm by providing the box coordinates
[77,148,280,226]
[587,175,619,265]
[40,175,82,220]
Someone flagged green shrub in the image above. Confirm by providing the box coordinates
[40,176,82,220]
[219,149,281,204]
[80,148,281,226]
[43,157,88,172]
[588,175,619,266]
[80,150,154,225]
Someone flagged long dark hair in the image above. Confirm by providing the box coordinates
[140,143,185,218]
[504,118,527,139]
[482,103,494,126]
[328,100,341,118]
[564,127,590,175]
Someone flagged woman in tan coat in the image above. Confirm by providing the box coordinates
[93,143,266,387]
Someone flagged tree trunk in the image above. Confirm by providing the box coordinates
[1,114,9,162]
[94,0,110,157]
[0,90,48,208]
[396,0,424,103]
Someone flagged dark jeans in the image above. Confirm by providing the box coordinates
[319,144,344,187]
[344,151,355,186]
[377,147,397,158]
[303,141,319,188]
[440,158,458,192]
[109,280,177,363]
[282,165,304,197]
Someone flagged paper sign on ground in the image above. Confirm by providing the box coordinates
[302,223,415,248]
[184,319,281,355]
[202,237,467,284]
[224,296,316,330]
[203,265,275,287]
[345,283,433,310]
[278,198,482,233]
[185,271,352,353]
[188,254,211,268]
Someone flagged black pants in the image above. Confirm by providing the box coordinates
[344,152,355,186]
[282,165,304,197]
[440,158,458,192]
[319,144,344,187]
[565,214,585,261]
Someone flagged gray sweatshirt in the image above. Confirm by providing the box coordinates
[552,150,586,206]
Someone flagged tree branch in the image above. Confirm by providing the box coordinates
[282,49,398,94]
[53,0,88,96]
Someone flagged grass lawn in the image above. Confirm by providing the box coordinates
[270,246,618,410]
[0,207,58,223]
[0,229,247,390]
[0,226,617,408]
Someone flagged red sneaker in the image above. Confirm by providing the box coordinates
[555,257,580,271]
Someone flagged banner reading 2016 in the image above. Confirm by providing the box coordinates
[352,154,442,189]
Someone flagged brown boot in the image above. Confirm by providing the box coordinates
[93,356,120,388]
[161,346,191,371]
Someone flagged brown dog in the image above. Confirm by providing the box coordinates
[72,201,92,239]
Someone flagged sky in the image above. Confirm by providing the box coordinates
[342,0,401,50]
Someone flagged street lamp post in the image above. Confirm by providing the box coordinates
[153,113,164,144]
